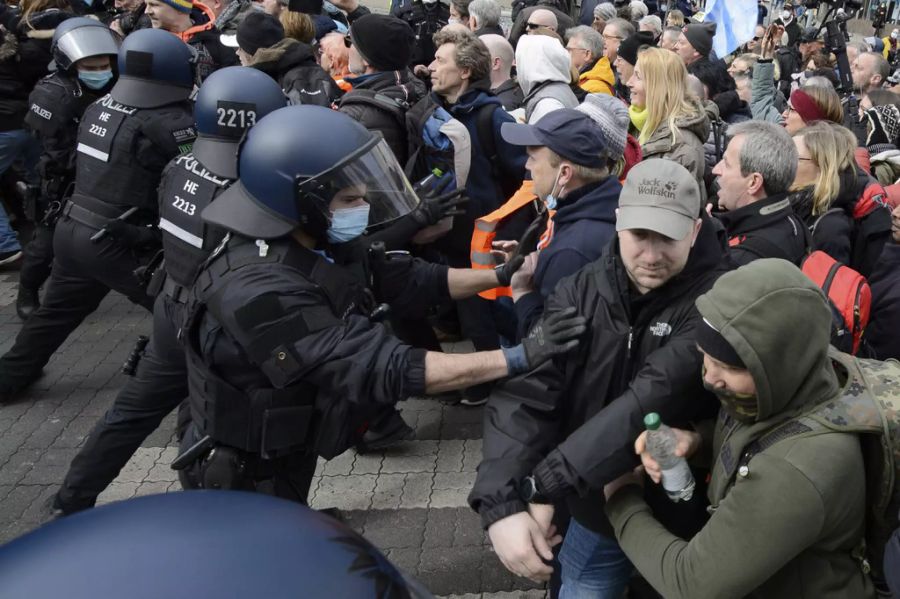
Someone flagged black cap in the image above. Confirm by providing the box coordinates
[617,31,655,67]
[683,22,715,57]
[221,12,285,56]
[696,317,745,368]
[349,14,415,72]
[289,0,323,13]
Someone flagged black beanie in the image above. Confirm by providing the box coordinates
[289,0,323,13]
[683,22,716,58]
[350,14,415,72]
[236,12,285,56]
[617,30,656,66]
[696,317,745,368]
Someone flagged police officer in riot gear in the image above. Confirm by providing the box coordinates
[17,18,120,321]
[0,29,197,403]
[177,104,586,502]
[51,67,288,516]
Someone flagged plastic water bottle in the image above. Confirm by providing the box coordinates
[644,413,695,503]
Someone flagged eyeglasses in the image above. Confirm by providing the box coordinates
[752,36,761,41]
[798,156,813,161]
[602,33,623,41]
[526,22,541,30]
[343,34,352,48]
[566,46,589,53]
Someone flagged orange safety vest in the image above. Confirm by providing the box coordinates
[471,180,545,300]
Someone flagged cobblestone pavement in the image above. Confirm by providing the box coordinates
[0,267,545,598]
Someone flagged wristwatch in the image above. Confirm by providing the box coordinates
[518,475,551,504]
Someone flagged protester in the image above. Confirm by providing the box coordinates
[515,34,578,124]
[790,121,890,276]
[145,0,237,80]
[481,33,522,110]
[664,8,684,28]
[861,90,900,186]
[628,47,710,194]
[467,0,501,36]
[602,17,633,64]
[864,202,900,360]
[659,25,680,52]
[566,25,614,96]
[712,120,807,265]
[590,1,615,32]
[781,85,843,134]
[675,21,715,68]
[638,15,660,41]
[613,30,653,101]
[604,259,874,599]
[318,30,352,90]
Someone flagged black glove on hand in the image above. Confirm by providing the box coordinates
[104,220,159,249]
[503,307,586,374]
[410,188,469,227]
[494,254,524,286]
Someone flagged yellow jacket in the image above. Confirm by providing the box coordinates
[578,56,615,96]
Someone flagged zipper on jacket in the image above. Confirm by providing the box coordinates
[627,327,633,352]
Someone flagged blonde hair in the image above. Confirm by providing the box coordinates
[280,10,315,44]
[798,83,844,124]
[793,122,857,215]
[636,47,699,144]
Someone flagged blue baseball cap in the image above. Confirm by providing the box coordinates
[501,109,611,168]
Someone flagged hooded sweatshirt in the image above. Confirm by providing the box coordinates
[640,97,710,200]
[515,35,578,124]
[606,259,873,599]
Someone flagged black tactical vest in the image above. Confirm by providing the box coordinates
[158,153,233,289]
[184,237,376,460]
[25,74,97,173]
[73,94,196,213]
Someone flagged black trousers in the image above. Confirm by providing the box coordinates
[0,217,154,394]
[56,292,187,511]
[18,221,54,292]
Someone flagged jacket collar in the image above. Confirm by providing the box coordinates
[718,192,794,237]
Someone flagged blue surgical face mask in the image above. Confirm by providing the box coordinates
[326,204,370,243]
[78,69,114,90]
[544,165,564,211]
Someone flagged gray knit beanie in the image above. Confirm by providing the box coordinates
[575,93,629,160]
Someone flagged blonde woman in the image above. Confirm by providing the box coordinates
[790,122,891,275]
[627,47,709,189]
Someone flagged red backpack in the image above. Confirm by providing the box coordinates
[801,250,872,355]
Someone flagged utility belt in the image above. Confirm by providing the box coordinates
[64,194,154,230]
[161,275,189,304]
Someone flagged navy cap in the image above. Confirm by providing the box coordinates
[501,109,610,168]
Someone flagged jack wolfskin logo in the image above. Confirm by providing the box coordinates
[649,322,672,337]
[637,178,676,200]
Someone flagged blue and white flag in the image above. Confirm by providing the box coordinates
[703,0,758,58]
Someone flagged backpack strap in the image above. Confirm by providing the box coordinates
[339,89,408,127]
[476,102,514,198]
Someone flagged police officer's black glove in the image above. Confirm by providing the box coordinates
[502,307,587,374]
[409,188,469,228]
[494,254,524,286]
[104,220,160,249]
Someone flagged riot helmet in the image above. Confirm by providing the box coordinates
[51,18,120,73]
[204,105,420,241]
[0,492,429,598]
[110,28,196,109]
[192,66,287,180]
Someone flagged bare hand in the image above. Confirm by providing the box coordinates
[490,239,518,264]
[488,511,557,582]
[527,502,560,545]
[603,466,644,500]
[634,428,702,485]
[510,251,537,297]
[414,64,431,80]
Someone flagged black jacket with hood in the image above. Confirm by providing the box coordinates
[470,215,727,532]
[0,8,72,132]
[718,192,808,267]
[338,69,427,165]
[250,38,343,107]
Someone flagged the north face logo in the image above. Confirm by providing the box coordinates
[649,322,672,337]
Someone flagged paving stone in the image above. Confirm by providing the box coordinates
[371,473,404,509]
[380,453,437,474]
[0,447,42,486]
[21,415,70,449]
[430,487,471,509]
[310,474,376,511]
[351,452,383,475]
[418,545,484,595]
[434,471,477,490]
[363,507,426,550]
[145,448,180,482]
[423,507,457,548]
[55,415,100,448]
[463,439,483,472]
[400,472,433,508]
[0,484,45,525]
[19,447,79,485]
[114,447,162,483]
[435,440,465,472]
[143,411,179,448]
[385,547,422,576]
[96,481,139,505]
[321,450,355,476]
[413,409,443,439]
[134,480,175,498]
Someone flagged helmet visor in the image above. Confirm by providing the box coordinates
[56,26,120,69]
[297,138,420,230]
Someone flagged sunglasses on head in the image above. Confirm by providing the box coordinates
[526,21,541,30]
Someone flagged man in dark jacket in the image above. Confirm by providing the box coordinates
[338,14,427,165]
[223,11,342,106]
[865,202,900,360]
[145,0,237,80]
[481,33,523,110]
[712,120,807,266]
[499,96,626,339]
[470,158,725,594]
[417,28,527,405]
[774,2,801,48]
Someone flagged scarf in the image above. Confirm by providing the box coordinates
[629,104,648,142]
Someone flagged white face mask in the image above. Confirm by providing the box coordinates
[448,16,460,25]
[892,30,899,40]
[780,10,792,21]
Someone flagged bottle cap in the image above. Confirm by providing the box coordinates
[644,412,661,431]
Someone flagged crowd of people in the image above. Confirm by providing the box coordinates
[1,0,900,597]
